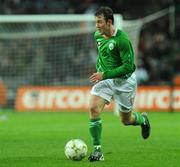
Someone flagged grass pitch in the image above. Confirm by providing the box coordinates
[0,110,180,167]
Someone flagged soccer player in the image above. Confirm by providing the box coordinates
[88,6,151,162]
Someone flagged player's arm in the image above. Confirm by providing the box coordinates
[102,39,135,79]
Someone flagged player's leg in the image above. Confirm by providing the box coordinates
[116,91,151,139]
[120,110,151,139]
[120,108,144,126]
[88,94,106,162]
[89,94,106,150]
[117,93,151,139]
[88,80,113,162]
[114,73,151,139]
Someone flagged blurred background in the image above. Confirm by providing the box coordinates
[0,2,180,166]
[0,0,179,110]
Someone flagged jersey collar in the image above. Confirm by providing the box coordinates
[112,28,118,36]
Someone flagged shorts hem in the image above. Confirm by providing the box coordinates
[90,91,111,104]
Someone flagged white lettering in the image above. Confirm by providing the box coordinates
[173,90,180,109]
[68,90,85,108]
[56,90,68,108]
[156,90,170,109]
[146,91,157,108]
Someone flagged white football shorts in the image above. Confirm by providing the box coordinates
[90,72,137,113]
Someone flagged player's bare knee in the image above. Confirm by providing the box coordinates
[121,118,131,126]
[89,105,99,117]
[120,110,133,126]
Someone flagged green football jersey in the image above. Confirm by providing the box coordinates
[94,29,136,80]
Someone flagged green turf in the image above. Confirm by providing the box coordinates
[0,110,180,167]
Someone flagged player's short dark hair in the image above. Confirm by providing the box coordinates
[95,6,114,24]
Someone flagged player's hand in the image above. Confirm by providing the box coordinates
[90,72,103,83]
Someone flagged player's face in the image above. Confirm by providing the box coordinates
[95,15,110,35]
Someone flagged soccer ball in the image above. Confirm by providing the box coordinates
[64,139,88,161]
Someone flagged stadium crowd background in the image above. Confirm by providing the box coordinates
[0,0,179,86]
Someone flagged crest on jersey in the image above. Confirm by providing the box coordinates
[109,42,114,50]
[98,42,101,46]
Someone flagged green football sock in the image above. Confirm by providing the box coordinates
[89,118,102,148]
[133,112,145,125]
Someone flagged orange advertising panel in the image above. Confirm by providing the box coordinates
[135,86,180,111]
[15,86,180,112]
[16,86,113,111]
[0,80,7,106]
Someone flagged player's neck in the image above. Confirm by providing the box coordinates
[103,26,116,39]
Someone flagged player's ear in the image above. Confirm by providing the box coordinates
[107,19,112,25]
